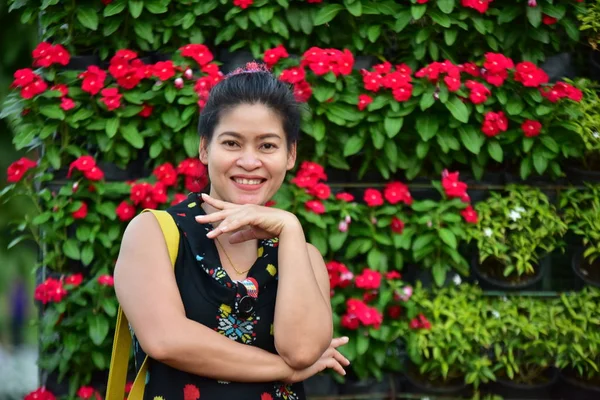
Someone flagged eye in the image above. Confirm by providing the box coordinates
[223,140,239,148]
[261,143,278,150]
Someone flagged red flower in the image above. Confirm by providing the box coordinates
[461,205,479,224]
[461,0,491,13]
[442,170,468,199]
[25,387,56,400]
[279,67,306,84]
[302,47,354,76]
[32,42,70,68]
[264,44,289,66]
[410,313,432,330]
[100,87,122,111]
[299,161,327,180]
[382,71,412,90]
[177,158,206,177]
[384,181,412,205]
[293,81,312,102]
[305,200,326,214]
[465,80,490,104]
[139,104,153,118]
[7,157,37,183]
[153,61,176,81]
[34,278,67,304]
[233,0,253,8]
[79,66,107,95]
[392,84,413,102]
[291,173,319,189]
[65,273,83,287]
[309,183,331,200]
[68,156,97,178]
[130,182,153,205]
[116,201,136,221]
[358,94,373,111]
[152,182,169,204]
[444,75,461,92]
[460,62,481,77]
[83,166,104,181]
[542,14,558,25]
[51,84,69,97]
[355,268,382,290]
[514,62,548,87]
[153,162,178,186]
[481,111,508,137]
[391,216,405,234]
[340,313,360,330]
[335,192,354,202]
[364,188,383,207]
[77,386,95,399]
[522,120,542,137]
[19,75,48,99]
[60,97,75,111]
[180,44,214,66]
[98,275,114,287]
[416,62,443,81]
[185,175,208,193]
[171,193,188,206]
[388,305,402,319]
[12,68,37,87]
[373,62,392,74]
[183,384,200,400]
[72,202,88,219]
[362,70,383,92]
[385,271,402,280]
[540,82,583,103]
[327,261,353,290]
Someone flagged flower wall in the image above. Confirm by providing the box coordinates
[3,0,600,398]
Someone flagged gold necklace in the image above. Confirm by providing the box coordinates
[215,237,253,275]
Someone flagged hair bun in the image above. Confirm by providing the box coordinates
[227,61,271,78]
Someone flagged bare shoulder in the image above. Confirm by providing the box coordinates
[306,243,324,262]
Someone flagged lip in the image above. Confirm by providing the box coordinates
[230,176,266,191]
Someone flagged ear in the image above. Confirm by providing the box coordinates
[286,142,297,171]
[199,137,209,165]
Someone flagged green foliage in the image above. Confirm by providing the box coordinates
[561,184,600,264]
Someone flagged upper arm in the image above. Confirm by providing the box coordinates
[306,243,332,313]
[113,212,185,358]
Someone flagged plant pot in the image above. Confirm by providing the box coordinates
[403,369,471,397]
[61,54,101,71]
[303,373,339,397]
[353,55,378,71]
[486,367,559,399]
[559,369,600,400]
[590,51,600,82]
[572,248,600,288]
[339,374,397,400]
[471,253,547,291]
[540,52,576,82]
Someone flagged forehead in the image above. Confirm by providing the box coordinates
[214,103,285,140]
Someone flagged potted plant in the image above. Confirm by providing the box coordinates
[560,184,600,287]
[564,80,600,183]
[467,184,567,290]
[579,0,600,81]
[396,284,494,396]
[555,288,600,400]
[485,296,559,398]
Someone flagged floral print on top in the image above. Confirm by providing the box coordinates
[132,193,305,400]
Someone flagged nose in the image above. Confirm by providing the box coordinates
[236,149,262,170]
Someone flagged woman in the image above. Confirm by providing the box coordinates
[114,62,349,399]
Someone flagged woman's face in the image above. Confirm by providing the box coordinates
[199,103,296,205]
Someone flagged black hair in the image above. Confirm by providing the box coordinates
[197,66,301,150]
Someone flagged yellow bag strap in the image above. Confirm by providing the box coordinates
[106,209,179,400]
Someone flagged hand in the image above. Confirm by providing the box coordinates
[284,337,351,384]
[195,193,298,244]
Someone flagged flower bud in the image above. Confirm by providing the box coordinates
[345,215,352,224]
[527,0,537,6]
[184,69,193,80]
[174,77,184,89]
[72,182,79,192]
[338,220,349,232]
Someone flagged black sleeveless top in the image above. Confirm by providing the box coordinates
[132,193,306,400]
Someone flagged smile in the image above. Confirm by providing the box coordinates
[233,178,264,185]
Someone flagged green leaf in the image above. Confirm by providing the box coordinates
[133,20,154,43]
[411,4,427,20]
[104,0,126,17]
[88,314,109,346]
[39,105,65,120]
[432,263,447,287]
[329,231,347,252]
[437,0,455,13]
[415,115,439,141]
[533,149,548,174]
[129,0,144,18]
[367,25,382,42]
[506,98,524,115]
[458,125,484,154]
[46,146,61,170]
[445,97,469,123]
[526,5,541,27]
[343,135,364,156]
[76,7,99,30]
[487,141,503,162]
[384,117,403,138]
[356,333,369,355]
[313,4,344,25]
[345,0,362,16]
[81,244,94,266]
[121,124,144,148]
[63,239,81,260]
[367,247,385,270]
[444,29,458,46]
[562,18,580,42]
[106,117,119,138]
[439,228,457,249]
[540,135,559,153]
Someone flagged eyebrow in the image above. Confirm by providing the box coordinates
[217,131,283,140]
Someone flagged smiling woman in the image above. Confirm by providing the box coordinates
[112,62,349,400]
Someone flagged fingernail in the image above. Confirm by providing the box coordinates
[343,336,349,341]
[201,193,208,197]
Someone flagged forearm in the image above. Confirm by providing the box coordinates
[150,317,293,382]
[274,218,333,367]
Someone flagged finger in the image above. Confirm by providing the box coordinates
[330,336,350,348]
[332,349,351,366]
[195,209,232,225]
[325,358,346,376]
[201,193,237,210]
[207,213,253,238]
[228,227,258,244]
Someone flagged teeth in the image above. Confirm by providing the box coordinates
[234,178,262,185]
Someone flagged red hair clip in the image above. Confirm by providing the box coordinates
[227,61,271,78]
